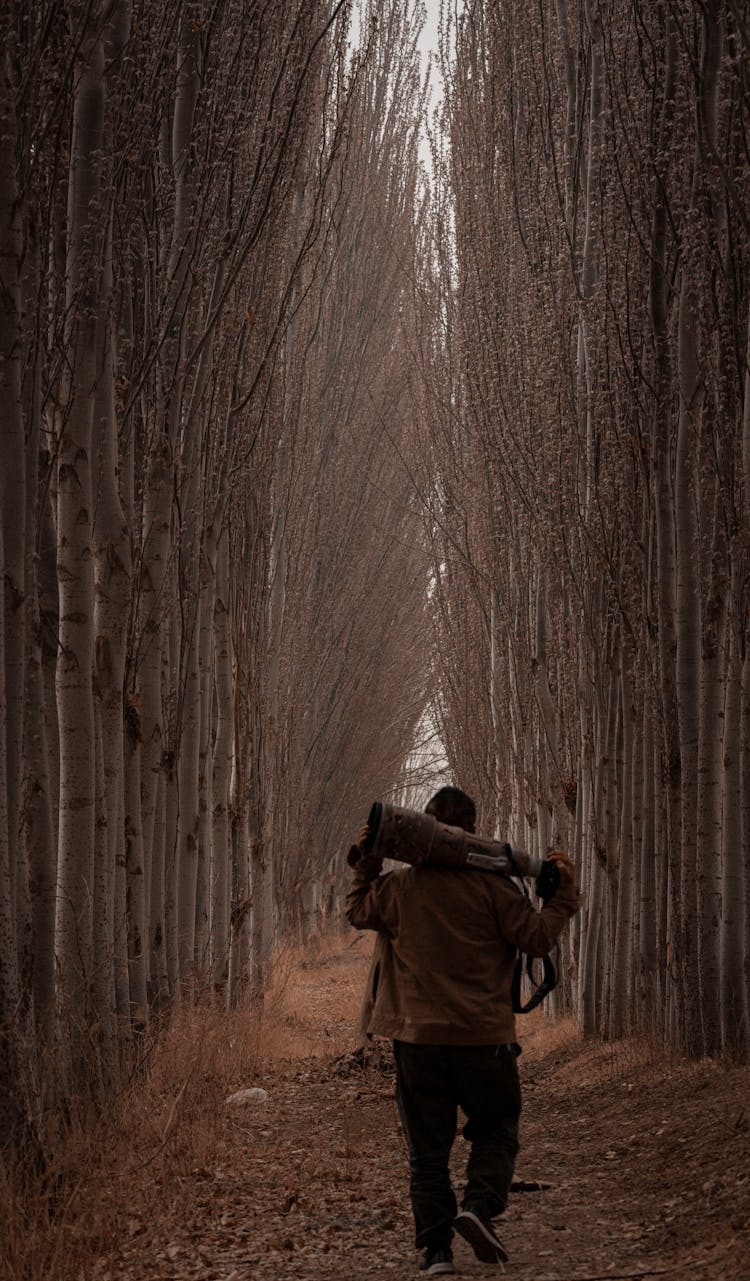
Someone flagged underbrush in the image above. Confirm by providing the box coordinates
[0,934,368,1281]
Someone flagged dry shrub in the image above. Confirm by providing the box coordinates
[0,933,369,1281]
[1,1086,132,1281]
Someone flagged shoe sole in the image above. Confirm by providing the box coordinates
[423,1266,455,1276]
[454,1210,508,1264]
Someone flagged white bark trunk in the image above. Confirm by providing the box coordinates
[210,543,233,997]
[488,593,504,836]
[609,652,633,1039]
[696,489,728,1054]
[0,31,27,1123]
[741,633,750,1040]
[164,747,180,998]
[227,812,251,1009]
[92,694,115,1085]
[639,699,657,1029]
[648,9,683,1043]
[24,609,56,1024]
[176,589,201,988]
[0,522,20,1129]
[138,441,171,1000]
[742,307,750,1039]
[92,219,132,1048]
[601,647,620,1033]
[720,622,745,1056]
[194,563,215,974]
[148,770,170,1011]
[250,837,277,997]
[54,21,104,1056]
[124,725,148,1024]
[579,0,604,515]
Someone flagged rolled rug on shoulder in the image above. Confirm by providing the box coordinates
[348,800,544,880]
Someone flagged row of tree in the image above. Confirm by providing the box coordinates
[417,0,750,1058]
[0,0,430,1139]
[4,0,748,1152]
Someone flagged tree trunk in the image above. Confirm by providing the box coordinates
[639,698,657,1032]
[720,619,745,1057]
[194,561,216,977]
[0,11,32,1137]
[211,542,233,998]
[137,440,171,1004]
[54,17,105,1081]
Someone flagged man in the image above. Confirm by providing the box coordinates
[345,786,579,1276]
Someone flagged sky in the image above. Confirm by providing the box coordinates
[418,0,442,67]
[348,0,448,171]
[351,1,445,91]
[416,0,445,171]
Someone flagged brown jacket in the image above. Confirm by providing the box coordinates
[346,863,579,1045]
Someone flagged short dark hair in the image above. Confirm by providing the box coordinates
[425,786,476,831]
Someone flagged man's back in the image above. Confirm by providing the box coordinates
[346,862,578,1044]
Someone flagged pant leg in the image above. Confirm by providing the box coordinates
[452,1045,522,1219]
[393,1041,458,1251]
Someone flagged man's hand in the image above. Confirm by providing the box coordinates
[546,851,576,887]
[346,823,383,878]
[357,852,384,878]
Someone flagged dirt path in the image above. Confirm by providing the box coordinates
[101,936,750,1281]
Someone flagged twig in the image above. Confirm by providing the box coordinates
[533,1271,671,1280]
[532,1257,732,1281]
[128,1078,189,1174]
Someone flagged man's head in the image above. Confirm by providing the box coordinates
[425,786,476,833]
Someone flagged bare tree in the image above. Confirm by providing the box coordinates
[417,0,750,1056]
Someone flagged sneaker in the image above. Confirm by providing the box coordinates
[419,1246,456,1275]
[454,1207,508,1264]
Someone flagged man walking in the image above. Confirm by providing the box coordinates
[346,786,579,1275]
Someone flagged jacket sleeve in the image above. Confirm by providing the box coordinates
[345,865,396,934]
[494,877,580,957]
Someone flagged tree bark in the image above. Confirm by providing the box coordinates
[210,541,233,998]
[54,15,105,1078]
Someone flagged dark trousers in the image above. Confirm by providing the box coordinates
[393,1040,521,1252]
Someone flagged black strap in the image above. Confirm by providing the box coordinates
[511,951,558,1014]
[510,863,560,1013]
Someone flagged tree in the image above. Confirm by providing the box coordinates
[417,0,750,1056]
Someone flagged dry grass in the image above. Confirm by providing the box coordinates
[257,930,371,1060]
[517,1008,580,1061]
[0,933,371,1281]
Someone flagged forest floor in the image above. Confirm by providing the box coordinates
[22,934,750,1281]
